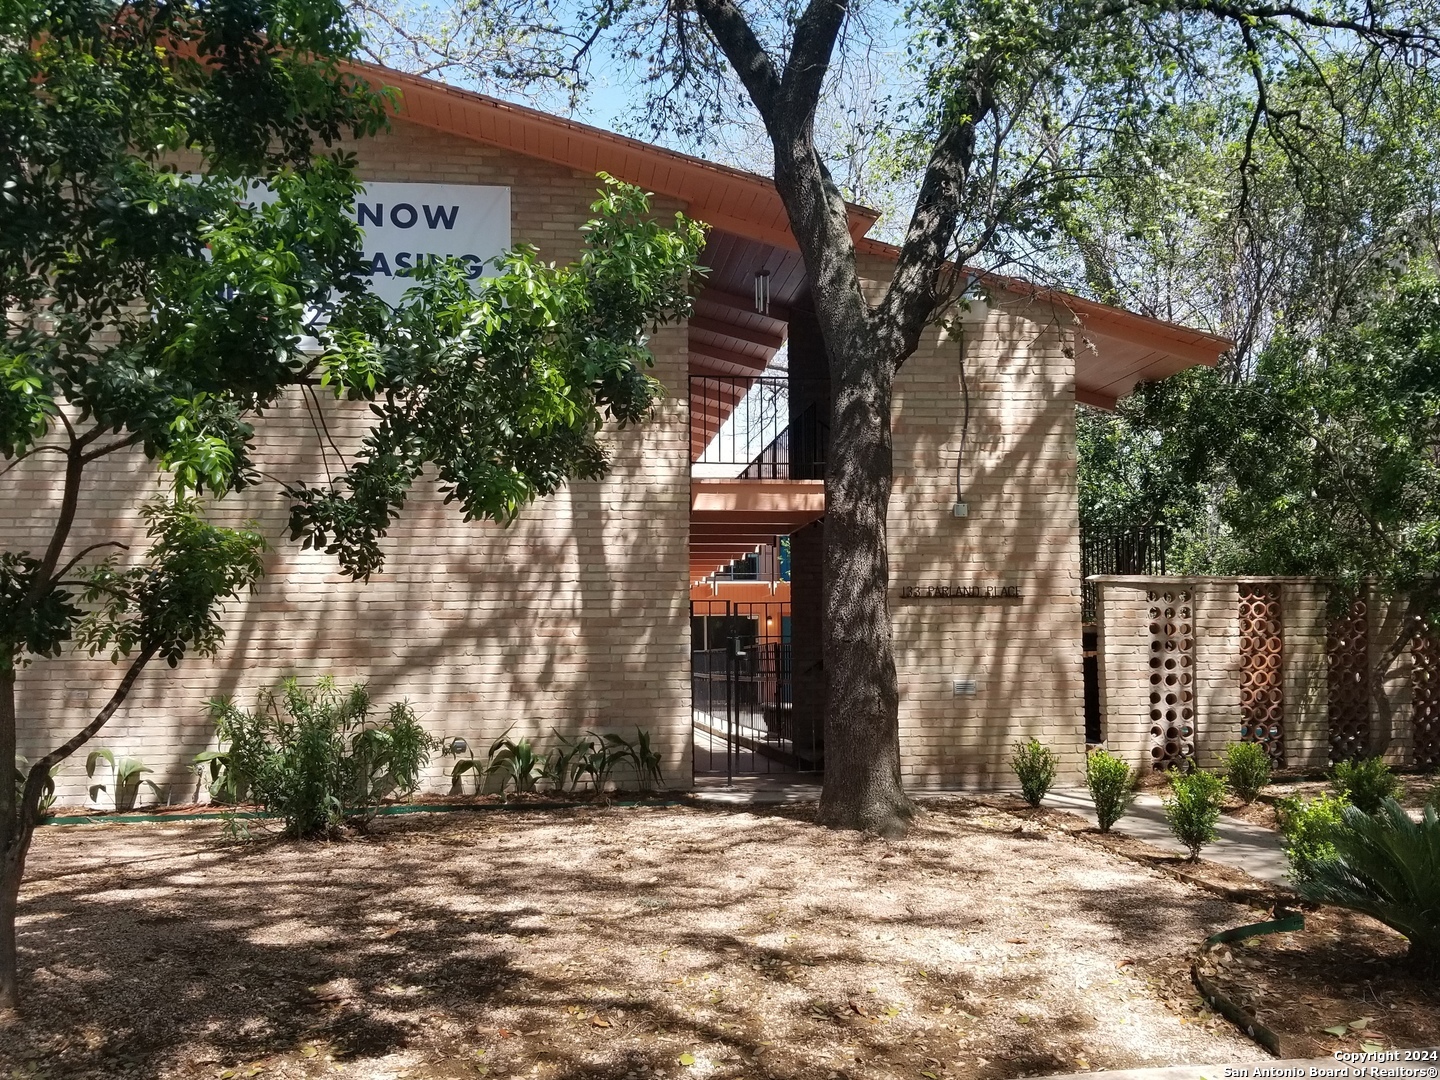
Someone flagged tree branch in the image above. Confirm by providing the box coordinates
[81,431,143,464]
[24,433,86,609]
[778,0,849,126]
[0,444,68,478]
[690,0,784,122]
[877,78,994,358]
[51,541,129,585]
[22,647,158,832]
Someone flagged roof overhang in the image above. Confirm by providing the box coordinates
[856,239,1233,406]
[348,61,879,252]
[350,60,1232,404]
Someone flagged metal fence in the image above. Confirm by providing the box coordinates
[690,600,819,779]
[1080,526,1169,623]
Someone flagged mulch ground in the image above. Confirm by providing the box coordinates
[1197,907,1440,1059]
[2,796,1434,1080]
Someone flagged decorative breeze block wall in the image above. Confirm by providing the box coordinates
[1095,576,1418,774]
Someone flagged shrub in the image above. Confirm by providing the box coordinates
[1086,750,1137,832]
[486,729,544,794]
[84,749,160,812]
[1163,768,1227,860]
[1222,741,1272,804]
[1276,792,1351,883]
[1293,799,1440,978]
[1010,738,1058,808]
[210,676,435,837]
[1331,757,1401,815]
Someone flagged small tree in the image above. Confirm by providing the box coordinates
[0,0,704,1012]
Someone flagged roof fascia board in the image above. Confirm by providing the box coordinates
[352,61,877,250]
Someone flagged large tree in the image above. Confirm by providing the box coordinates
[0,0,704,1011]
[353,0,1439,833]
[1070,60,1440,734]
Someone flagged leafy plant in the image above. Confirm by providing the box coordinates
[1010,738,1058,808]
[541,731,591,794]
[1277,792,1351,884]
[13,758,55,823]
[1293,799,1440,977]
[1163,768,1227,860]
[570,731,634,795]
[1086,750,1136,833]
[84,749,161,812]
[486,729,544,795]
[442,736,486,795]
[1331,757,1400,815]
[625,728,665,792]
[1222,741,1272,804]
[209,677,436,837]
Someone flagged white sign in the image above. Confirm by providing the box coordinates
[351,183,510,306]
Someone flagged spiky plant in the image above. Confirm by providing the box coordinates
[1293,798,1440,978]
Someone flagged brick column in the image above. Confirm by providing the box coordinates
[1282,581,1330,770]
[1192,581,1241,770]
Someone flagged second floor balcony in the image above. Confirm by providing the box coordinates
[690,375,828,481]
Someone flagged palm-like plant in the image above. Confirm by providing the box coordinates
[1293,798,1440,978]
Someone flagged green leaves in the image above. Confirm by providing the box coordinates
[1293,799,1440,975]
[76,499,266,668]
[286,177,707,580]
[209,676,436,836]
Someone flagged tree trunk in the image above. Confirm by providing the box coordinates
[815,344,915,835]
[1,666,25,1015]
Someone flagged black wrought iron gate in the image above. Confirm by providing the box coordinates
[690,600,818,778]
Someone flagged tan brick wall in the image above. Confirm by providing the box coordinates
[1192,581,1240,769]
[877,283,1086,789]
[1282,582,1331,770]
[1094,581,1157,770]
[7,119,693,807]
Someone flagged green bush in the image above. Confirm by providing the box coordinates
[1330,756,1400,815]
[1163,768,1227,860]
[1293,799,1440,978]
[1086,750,1137,832]
[209,676,435,837]
[1010,738,1058,807]
[1277,792,1351,883]
[1222,741,1272,804]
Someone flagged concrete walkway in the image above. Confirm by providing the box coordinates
[1043,789,1290,885]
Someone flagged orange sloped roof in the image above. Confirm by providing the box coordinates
[857,238,1232,404]
[351,61,879,252]
[354,61,1231,402]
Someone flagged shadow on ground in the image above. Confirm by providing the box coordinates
[4,801,1264,1080]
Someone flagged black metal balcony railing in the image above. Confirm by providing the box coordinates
[690,375,828,480]
[1080,525,1170,622]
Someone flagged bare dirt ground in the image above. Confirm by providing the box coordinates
[0,799,1303,1080]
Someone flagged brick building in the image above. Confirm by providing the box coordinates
[5,63,1230,805]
